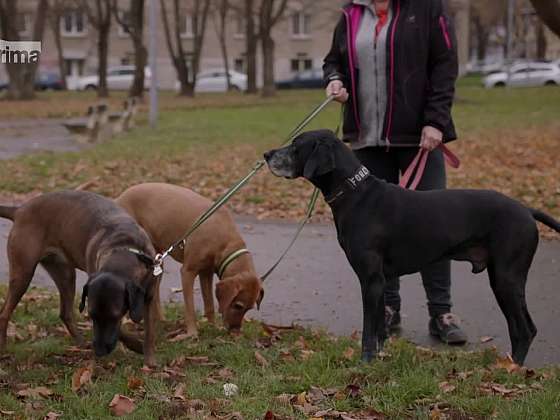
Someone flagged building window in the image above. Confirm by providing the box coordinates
[17,13,31,36]
[180,14,194,39]
[64,58,85,77]
[234,56,246,73]
[234,13,245,39]
[61,10,86,37]
[291,12,310,38]
[291,56,313,73]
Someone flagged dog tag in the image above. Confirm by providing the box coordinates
[153,265,163,276]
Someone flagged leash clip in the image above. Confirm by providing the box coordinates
[153,253,164,276]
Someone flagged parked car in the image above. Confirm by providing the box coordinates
[75,65,151,91]
[276,69,324,89]
[174,69,247,93]
[0,72,65,91]
[35,72,65,90]
[483,62,560,88]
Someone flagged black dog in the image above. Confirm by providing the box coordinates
[264,129,560,365]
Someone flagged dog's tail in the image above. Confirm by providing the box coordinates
[0,205,18,221]
[529,208,560,233]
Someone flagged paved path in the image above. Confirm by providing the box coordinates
[0,216,558,367]
[0,119,83,160]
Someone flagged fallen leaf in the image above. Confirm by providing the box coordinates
[173,383,186,401]
[17,386,53,399]
[71,364,93,393]
[43,412,62,419]
[223,383,239,397]
[299,349,315,360]
[438,381,456,394]
[480,336,494,343]
[127,376,144,390]
[343,347,355,360]
[493,354,520,373]
[108,394,136,416]
[254,351,269,368]
[169,333,191,343]
[345,384,361,398]
[0,411,15,416]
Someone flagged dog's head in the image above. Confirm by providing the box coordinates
[79,272,147,357]
[264,129,339,181]
[215,273,264,333]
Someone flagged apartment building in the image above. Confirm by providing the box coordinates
[0,1,342,90]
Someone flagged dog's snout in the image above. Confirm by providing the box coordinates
[263,150,273,161]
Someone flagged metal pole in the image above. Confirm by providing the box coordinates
[148,0,158,128]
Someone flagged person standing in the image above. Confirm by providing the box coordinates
[323,0,467,344]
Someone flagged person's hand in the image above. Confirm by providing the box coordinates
[420,126,443,151]
[326,80,349,103]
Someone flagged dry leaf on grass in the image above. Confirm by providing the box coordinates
[343,347,355,360]
[108,394,136,416]
[173,383,186,401]
[71,364,93,393]
[127,376,144,390]
[16,386,53,399]
[43,412,62,419]
[254,351,269,368]
[438,381,456,394]
[493,354,520,373]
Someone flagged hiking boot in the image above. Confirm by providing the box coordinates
[385,306,401,332]
[429,313,468,345]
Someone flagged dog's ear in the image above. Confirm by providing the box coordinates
[303,141,335,180]
[215,279,241,314]
[79,283,89,313]
[256,288,264,311]
[126,282,145,323]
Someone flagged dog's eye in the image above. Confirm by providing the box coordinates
[233,302,245,311]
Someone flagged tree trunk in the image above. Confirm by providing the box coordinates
[50,10,68,89]
[261,35,275,97]
[128,0,146,98]
[245,0,258,94]
[97,27,110,97]
[536,19,548,59]
[530,0,560,37]
[0,0,48,100]
[216,0,232,90]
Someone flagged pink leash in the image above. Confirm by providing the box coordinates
[399,144,460,190]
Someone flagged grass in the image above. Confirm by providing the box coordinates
[0,286,559,419]
[0,84,558,233]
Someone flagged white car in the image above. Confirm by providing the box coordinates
[75,65,151,91]
[174,69,247,93]
[483,62,560,88]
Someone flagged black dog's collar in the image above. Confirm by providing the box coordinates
[325,165,372,204]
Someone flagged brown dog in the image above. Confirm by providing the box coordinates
[116,183,264,337]
[0,191,159,366]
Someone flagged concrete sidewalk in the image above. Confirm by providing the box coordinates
[0,216,558,367]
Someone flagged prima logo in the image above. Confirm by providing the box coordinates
[0,40,41,64]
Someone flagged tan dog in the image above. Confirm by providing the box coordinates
[116,183,264,337]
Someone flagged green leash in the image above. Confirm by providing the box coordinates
[153,95,337,277]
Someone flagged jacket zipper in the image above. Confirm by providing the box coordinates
[439,16,452,50]
[384,0,401,145]
[343,7,362,133]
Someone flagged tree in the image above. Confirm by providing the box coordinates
[470,0,506,62]
[244,0,258,94]
[0,0,49,100]
[113,0,146,98]
[536,19,548,59]
[160,0,211,96]
[530,0,560,37]
[213,0,232,90]
[49,0,70,90]
[258,0,288,97]
[79,0,112,98]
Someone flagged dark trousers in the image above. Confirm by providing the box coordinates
[354,146,452,318]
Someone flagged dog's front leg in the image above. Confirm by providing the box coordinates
[143,299,158,367]
[352,255,386,362]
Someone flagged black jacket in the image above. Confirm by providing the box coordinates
[323,0,458,146]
